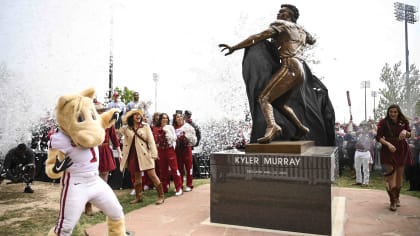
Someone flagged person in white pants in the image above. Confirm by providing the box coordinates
[354,150,371,186]
[354,127,373,186]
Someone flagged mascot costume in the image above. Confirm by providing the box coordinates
[45,88,126,236]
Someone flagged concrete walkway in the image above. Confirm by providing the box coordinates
[85,184,420,236]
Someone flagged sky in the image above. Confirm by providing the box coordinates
[0,0,420,149]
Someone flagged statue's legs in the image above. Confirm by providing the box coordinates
[257,95,283,144]
[279,105,309,139]
[257,58,308,143]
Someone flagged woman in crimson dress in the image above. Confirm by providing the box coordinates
[98,126,122,181]
[376,104,413,211]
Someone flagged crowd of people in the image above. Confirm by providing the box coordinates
[97,91,203,204]
[0,91,202,199]
[0,90,251,197]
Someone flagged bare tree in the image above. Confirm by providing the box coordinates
[376,61,420,119]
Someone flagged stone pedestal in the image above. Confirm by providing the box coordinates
[245,140,314,154]
[210,146,337,235]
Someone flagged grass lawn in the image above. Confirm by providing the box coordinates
[336,168,420,199]
[0,178,210,236]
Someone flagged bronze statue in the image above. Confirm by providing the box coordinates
[219,4,318,144]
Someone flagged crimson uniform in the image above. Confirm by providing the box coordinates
[142,125,160,190]
[157,125,182,193]
[98,126,120,172]
[174,122,197,190]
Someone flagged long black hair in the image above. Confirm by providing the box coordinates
[385,104,409,124]
[157,113,170,127]
[384,104,409,137]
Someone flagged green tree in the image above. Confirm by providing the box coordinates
[113,86,135,104]
[408,66,420,118]
[376,61,420,119]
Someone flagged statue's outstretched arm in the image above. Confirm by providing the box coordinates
[219,28,275,56]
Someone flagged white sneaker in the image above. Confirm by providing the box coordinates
[175,189,183,196]
[185,186,192,192]
[144,185,149,191]
[130,189,135,196]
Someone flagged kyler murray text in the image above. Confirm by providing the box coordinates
[233,156,301,167]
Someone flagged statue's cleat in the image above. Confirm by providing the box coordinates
[291,126,309,140]
[257,125,282,144]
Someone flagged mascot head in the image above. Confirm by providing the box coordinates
[55,87,120,148]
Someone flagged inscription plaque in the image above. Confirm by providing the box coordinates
[210,146,336,235]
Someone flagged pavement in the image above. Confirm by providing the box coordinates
[85,184,420,236]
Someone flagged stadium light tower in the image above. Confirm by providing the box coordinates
[371,91,377,121]
[394,2,418,109]
[360,81,370,122]
[153,73,159,112]
[108,2,115,101]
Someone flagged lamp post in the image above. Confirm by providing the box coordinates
[394,2,418,113]
[153,73,159,112]
[360,81,370,122]
[371,91,377,121]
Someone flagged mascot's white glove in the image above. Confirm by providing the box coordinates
[52,156,73,174]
